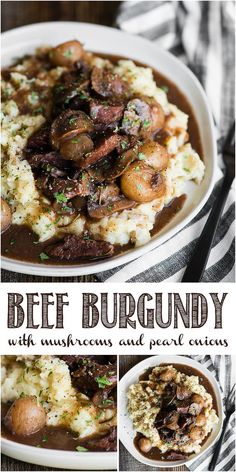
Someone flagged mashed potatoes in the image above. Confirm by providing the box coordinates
[128,365,219,456]
[1,53,205,247]
[1,355,108,438]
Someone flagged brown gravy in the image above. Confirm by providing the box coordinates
[1,53,202,265]
[1,403,115,452]
[135,363,218,462]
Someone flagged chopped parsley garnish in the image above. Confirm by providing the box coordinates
[63,48,73,58]
[136,184,143,192]
[71,138,79,143]
[39,252,49,261]
[68,117,77,125]
[138,152,146,160]
[96,376,113,389]
[121,141,128,150]
[161,85,169,93]
[29,91,39,104]
[143,119,150,128]
[54,192,68,203]
[10,239,16,245]
[76,446,89,452]
[103,399,113,405]
[79,91,87,100]
[42,436,48,443]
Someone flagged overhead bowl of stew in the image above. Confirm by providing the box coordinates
[119,355,223,468]
[1,22,217,276]
[1,355,117,470]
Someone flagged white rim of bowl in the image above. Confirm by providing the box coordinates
[1,22,217,276]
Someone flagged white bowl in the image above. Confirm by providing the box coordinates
[1,22,217,276]
[1,438,116,470]
[119,355,223,468]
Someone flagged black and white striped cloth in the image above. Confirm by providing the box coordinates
[96,1,235,283]
[189,355,235,472]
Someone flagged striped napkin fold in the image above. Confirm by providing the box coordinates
[189,355,235,471]
[95,1,235,283]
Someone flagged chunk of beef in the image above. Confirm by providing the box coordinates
[78,134,120,168]
[91,66,129,100]
[90,100,124,124]
[58,355,94,369]
[72,357,117,394]
[88,144,139,182]
[27,151,69,174]
[47,235,114,261]
[27,126,50,151]
[165,452,187,461]
[37,173,92,200]
[53,80,89,113]
[86,427,117,452]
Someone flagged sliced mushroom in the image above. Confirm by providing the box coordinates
[88,196,136,219]
[52,200,76,216]
[1,198,12,233]
[59,134,94,161]
[53,82,90,113]
[121,162,166,203]
[91,66,129,100]
[50,40,84,67]
[138,141,169,171]
[51,110,94,149]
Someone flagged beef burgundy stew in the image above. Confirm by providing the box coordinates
[1,40,205,265]
[127,363,219,462]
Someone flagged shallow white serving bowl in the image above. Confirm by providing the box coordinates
[119,355,223,468]
[1,438,116,470]
[1,22,217,276]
